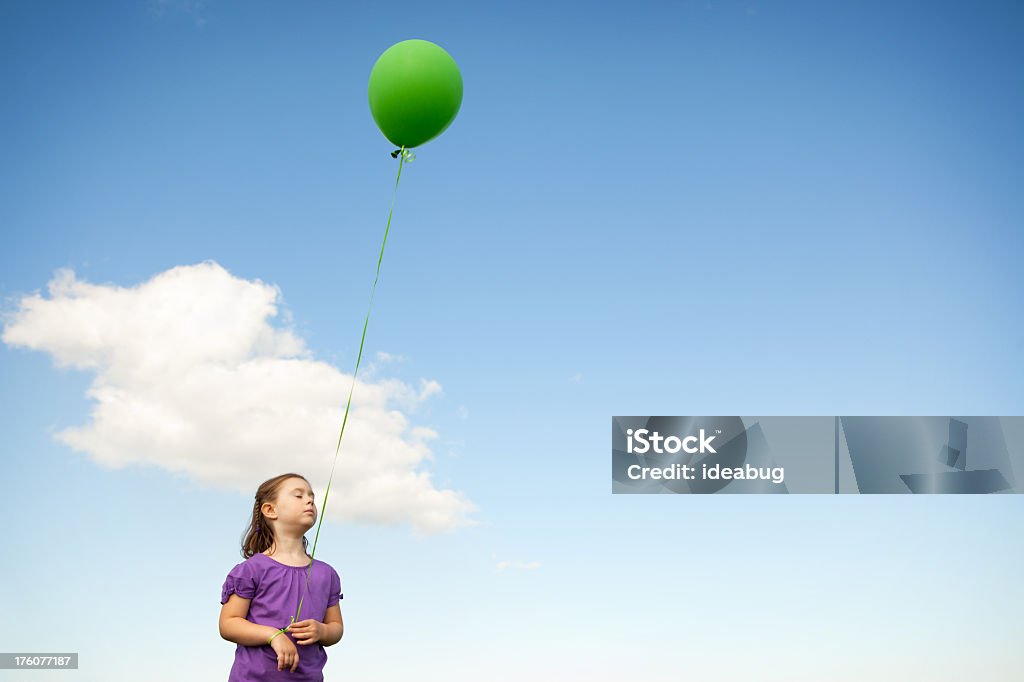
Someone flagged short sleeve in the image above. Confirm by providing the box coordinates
[327,566,343,607]
[220,560,258,604]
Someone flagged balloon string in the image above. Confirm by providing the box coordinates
[280,146,411,634]
[391,147,416,163]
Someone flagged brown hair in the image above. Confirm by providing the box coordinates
[240,472,311,559]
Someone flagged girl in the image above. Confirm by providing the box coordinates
[219,473,344,681]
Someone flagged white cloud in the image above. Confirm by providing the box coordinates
[492,553,542,571]
[1,261,476,534]
[148,0,209,26]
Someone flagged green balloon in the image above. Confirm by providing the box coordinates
[368,39,463,149]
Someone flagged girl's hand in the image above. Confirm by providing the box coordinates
[269,629,299,672]
[287,619,325,646]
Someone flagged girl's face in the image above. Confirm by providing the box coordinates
[276,477,317,527]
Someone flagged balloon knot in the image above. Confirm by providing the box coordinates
[391,147,416,163]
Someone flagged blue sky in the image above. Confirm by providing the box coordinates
[1,1,1022,680]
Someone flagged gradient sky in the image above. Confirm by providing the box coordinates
[1,1,1022,681]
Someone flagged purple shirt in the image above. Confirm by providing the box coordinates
[221,553,343,682]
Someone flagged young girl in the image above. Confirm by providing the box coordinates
[220,473,344,681]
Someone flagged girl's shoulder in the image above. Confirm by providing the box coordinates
[251,552,337,570]
[227,552,339,575]
[312,557,341,574]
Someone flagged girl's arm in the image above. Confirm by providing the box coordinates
[321,604,344,647]
[219,594,281,646]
